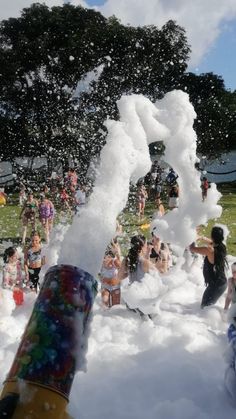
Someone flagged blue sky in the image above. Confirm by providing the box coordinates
[86,0,236,91]
[196,21,236,91]
[87,0,105,4]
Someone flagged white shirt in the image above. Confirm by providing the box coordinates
[75,189,86,205]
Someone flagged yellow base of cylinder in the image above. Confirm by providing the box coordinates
[1,381,73,419]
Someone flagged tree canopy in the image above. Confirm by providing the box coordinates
[0,3,235,174]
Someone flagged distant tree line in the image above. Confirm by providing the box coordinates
[0,3,235,176]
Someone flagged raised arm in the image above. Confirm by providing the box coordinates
[189,242,213,258]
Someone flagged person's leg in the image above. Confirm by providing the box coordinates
[29,268,41,292]
[29,214,36,237]
[101,288,110,307]
[141,200,145,216]
[22,219,28,245]
[42,218,49,243]
[48,217,54,234]
[137,201,141,217]
[201,282,227,308]
[111,288,121,306]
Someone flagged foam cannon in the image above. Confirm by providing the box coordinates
[0,264,97,419]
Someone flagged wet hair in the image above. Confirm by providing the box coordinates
[3,247,16,263]
[211,226,228,272]
[31,231,41,240]
[127,235,146,273]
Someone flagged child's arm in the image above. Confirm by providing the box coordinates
[24,249,29,282]
[16,260,23,286]
[2,265,10,288]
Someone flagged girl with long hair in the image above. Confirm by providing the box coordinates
[190,226,228,308]
[24,232,45,292]
[2,247,23,289]
[19,192,38,245]
[118,234,157,283]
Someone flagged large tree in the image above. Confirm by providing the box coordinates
[0,3,190,174]
[177,72,236,159]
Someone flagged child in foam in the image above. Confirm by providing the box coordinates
[201,176,209,202]
[24,232,45,292]
[119,234,158,284]
[149,227,171,273]
[168,184,179,209]
[137,183,148,219]
[2,247,23,289]
[74,184,86,215]
[65,168,78,194]
[38,194,55,243]
[19,183,26,206]
[224,262,236,311]
[19,192,38,245]
[224,303,236,401]
[152,196,165,219]
[100,241,121,308]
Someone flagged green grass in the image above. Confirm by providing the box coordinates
[0,183,235,256]
[0,203,70,249]
[201,183,236,255]
[120,183,236,255]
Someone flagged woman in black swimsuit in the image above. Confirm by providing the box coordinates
[190,226,228,308]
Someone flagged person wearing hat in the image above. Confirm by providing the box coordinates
[224,262,236,311]
[149,227,170,273]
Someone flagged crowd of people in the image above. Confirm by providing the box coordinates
[1,167,88,297]
[2,231,45,301]
[0,164,232,319]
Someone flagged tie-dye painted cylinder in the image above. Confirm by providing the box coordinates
[0,264,97,418]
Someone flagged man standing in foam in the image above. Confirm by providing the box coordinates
[59,91,221,278]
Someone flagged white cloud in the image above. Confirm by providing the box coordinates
[97,0,236,66]
[1,0,236,67]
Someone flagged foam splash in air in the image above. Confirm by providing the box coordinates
[59,90,221,277]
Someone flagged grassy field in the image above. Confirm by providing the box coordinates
[202,183,236,255]
[120,182,236,255]
[0,182,235,255]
